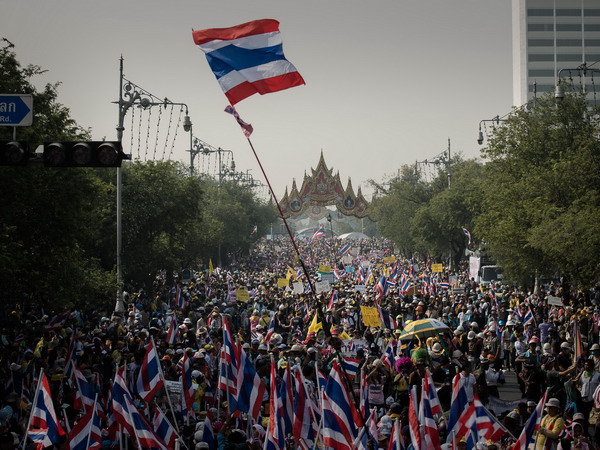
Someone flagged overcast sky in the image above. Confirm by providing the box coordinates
[1,0,513,198]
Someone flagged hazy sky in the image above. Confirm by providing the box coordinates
[1,0,513,198]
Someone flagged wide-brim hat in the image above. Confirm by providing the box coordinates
[545,398,560,408]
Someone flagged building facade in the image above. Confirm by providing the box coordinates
[512,0,600,106]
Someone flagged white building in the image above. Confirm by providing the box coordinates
[512,0,600,106]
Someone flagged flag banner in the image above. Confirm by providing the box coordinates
[224,105,253,137]
[193,19,305,105]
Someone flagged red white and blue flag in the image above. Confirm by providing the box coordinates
[166,315,178,345]
[419,378,442,450]
[279,362,294,437]
[327,290,338,311]
[181,353,195,414]
[292,366,317,450]
[408,386,422,449]
[233,348,265,420]
[462,227,472,244]
[340,357,361,380]
[68,396,102,450]
[152,406,178,449]
[72,365,97,413]
[339,243,352,256]
[511,391,548,450]
[110,366,135,437]
[265,358,284,450]
[311,225,326,242]
[224,105,253,137]
[136,339,164,402]
[447,373,474,443]
[375,275,388,301]
[27,372,66,448]
[193,19,305,106]
[126,394,168,450]
[264,312,276,344]
[322,360,362,450]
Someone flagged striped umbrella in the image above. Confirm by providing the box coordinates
[398,318,450,341]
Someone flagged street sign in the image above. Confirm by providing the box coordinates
[0,94,33,126]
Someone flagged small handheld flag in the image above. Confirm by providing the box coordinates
[193,19,305,105]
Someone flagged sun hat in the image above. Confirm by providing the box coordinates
[545,398,560,408]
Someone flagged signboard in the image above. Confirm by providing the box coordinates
[345,266,355,273]
[383,256,397,264]
[361,306,381,327]
[277,278,289,288]
[431,264,443,273]
[181,268,192,284]
[318,264,332,273]
[0,94,33,126]
[547,296,564,306]
[342,339,367,356]
[236,289,250,302]
[315,280,331,294]
[320,273,334,283]
[469,256,480,281]
[354,284,366,293]
[342,255,353,265]
[164,380,182,407]
[293,282,304,294]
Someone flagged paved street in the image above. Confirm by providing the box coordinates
[497,370,523,402]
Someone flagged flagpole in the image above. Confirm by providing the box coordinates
[151,335,180,434]
[245,137,318,302]
[85,395,98,450]
[22,368,44,450]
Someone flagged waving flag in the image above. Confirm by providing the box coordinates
[193,19,305,105]
[424,369,443,416]
[234,348,265,420]
[388,418,405,450]
[462,227,472,244]
[27,372,66,448]
[152,406,178,449]
[327,290,338,311]
[311,225,326,242]
[126,395,168,450]
[471,397,506,444]
[203,416,216,450]
[359,370,369,421]
[181,353,195,413]
[111,366,135,437]
[43,310,70,332]
[136,339,164,402]
[511,391,548,450]
[225,105,253,137]
[292,367,317,450]
[68,397,102,450]
[279,363,294,437]
[322,360,362,450]
[166,315,178,345]
[408,386,422,450]
[221,318,240,402]
[72,366,97,412]
[419,378,442,450]
[265,358,284,450]
[339,243,352,256]
[340,357,361,380]
[264,312,276,344]
[375,275,388,301]
[447,373,472,443]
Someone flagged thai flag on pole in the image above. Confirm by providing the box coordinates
[408,386,422,450]
[400,277,411,293]
[353,407,378,450]
[202,416,216,450]
[279,363,294,437]
[136,339,164,402]
[423,369,443,416]
[193,19,305,106]
[292,366,317,450]
[68,397,102,450]
[376,275,388,301]
[317,369,328,391]
[339,243,352,256]
[523,308,534,325]
[72,366,97,412]
[327,290,338,311]
[27,372,66,448]
[419,379,442,450]
[181,353,195,413]
[310,225,326,242]
[233,348,265,420]
[378,305,397,330]
[470,397,506,443]
[447,373,472,443]
[63,335,76,380]
[43,310,70,332]
[152,406,178,449]
[166,315,178,345]
[111,366,135,436]
[175,286,185,309]
[264,312,276,344]
[388,418,405,450]
[225,105,254,137]
[322,360,362,450]
[265,358,284,450]
[511,391,548,450]
[357,265,365,284]
[462,227,472,244]
[222,318,240,401]
[341,357,361,380]
[126,395,168,450]
[333,268,346,280]
[381,342,396,371]
[439,281,450,290]
[359,370,369,421]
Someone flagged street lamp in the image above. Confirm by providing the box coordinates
[477,116,502,145]
[555,62,600,101]
[327,212,334,238]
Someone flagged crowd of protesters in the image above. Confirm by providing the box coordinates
[0,235,598,450]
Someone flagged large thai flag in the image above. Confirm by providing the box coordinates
[359,370,369,421]
[152,406,178,449]
[181,353,195,413]
[469,397,506,445]
[353,407,378,450]
[340,357,361,380]
[136,339,164,402]
[310,225,326,242]
[408,386,422,449]
[72,366,96,412]
[166,315,178,345]
[511,391,548,450]
[375,275,388,301]
[327,290,338,311]
[279,363,294,437]
[222,318,240,401]
[447,373,472,443]
[322,360,362,450]
[400,277,411,293]
[339,243,352,256]
[292,366,317,450]
[193,19,305,106]
[27,372,66,448]
[126,395,168,450]
[265,358,284,450]
[419,379,442,450]
[388,418,405,450]
[202,416,216,450]
[68,397,102,450]
[378,305,397,330]
[111,366,135,436]
[233,348,265,420]
[523,308,534,325]
[423,369,442,416]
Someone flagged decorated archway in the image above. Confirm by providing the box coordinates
[279,152,372,219]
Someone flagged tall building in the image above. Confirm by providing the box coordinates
[512,0,600,106]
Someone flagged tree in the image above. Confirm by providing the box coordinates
[0,39,115,310]
[476,91,600,286]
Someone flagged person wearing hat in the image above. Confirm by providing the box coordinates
[557,341,573,370]
[590,343,600,372]
[534,398,564,449]
[574,358,600,418]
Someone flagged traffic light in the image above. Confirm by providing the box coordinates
[0,140,30,166]
[43,141,130,167]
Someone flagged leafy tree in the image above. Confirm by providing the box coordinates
[0,39,115,309]
[476,91,600,285]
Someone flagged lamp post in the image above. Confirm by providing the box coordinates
[555,62,600,101]
[477,116,502,145]
[327,212,334,238]
[114,59,192,314]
